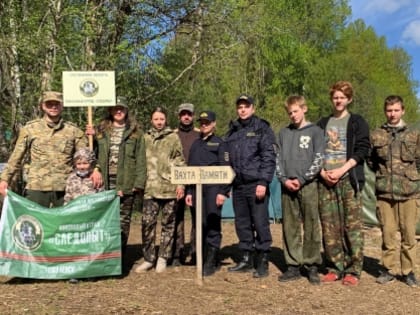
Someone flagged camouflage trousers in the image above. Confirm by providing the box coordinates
[318,176,364,276]
[120,194,135,252]
[108,175,135,253]
[377,198,419,275]
[142,198,177,263]
[282,181,322,267]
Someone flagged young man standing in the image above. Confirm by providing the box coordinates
[0,91,101,206]
[225,94,276,278]
[369,95,419,287]
[276,95,324,285]
[317,81,370,286]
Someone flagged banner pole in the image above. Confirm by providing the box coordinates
[87,106,93,150]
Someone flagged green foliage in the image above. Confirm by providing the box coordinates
[0,0,419,155]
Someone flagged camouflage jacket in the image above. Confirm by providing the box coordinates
[63,172,104,204]
[95,121,147,194]
[369,122,420,200]
[144,127,186,199]
[0,117,87,191]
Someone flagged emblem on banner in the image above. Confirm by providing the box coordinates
[12,215,43,251]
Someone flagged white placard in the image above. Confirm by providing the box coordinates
[62,71,115,107]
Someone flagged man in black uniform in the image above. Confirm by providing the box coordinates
[225,94,277,278]
[185,111,230,276]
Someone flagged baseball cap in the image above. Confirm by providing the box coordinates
[235,94,254,105]
[178,103,194,114]
[197,111,216,122]
[115,96,128,108]
[42,91,63,103]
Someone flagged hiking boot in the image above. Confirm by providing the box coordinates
[155,257,167,273]
[253,251,269,278]
[278,266,301,282]
[322,272,340,283]
[228,251,254,273]
[203,246,220,277]
[307,266,320,285]
[342,274,359,286]
[376,271,395,284]
[134,260,153,273]
[403,272,418,288]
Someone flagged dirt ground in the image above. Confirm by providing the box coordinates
[1,213,420,315]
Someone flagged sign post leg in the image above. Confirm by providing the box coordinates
[196,183,203,285]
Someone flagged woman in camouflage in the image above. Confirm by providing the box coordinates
[135,106,186,273]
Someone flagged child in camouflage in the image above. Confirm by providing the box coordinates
[64,147,104,204]
[63,147,105,284]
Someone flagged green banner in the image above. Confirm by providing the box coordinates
[0,190,121,279]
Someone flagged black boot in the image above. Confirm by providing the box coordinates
[203,246,220,277]
[228,251,254,273]
[253,251,269,278]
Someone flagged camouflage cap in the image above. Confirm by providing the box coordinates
[116,96,128,108]
[178,103,194,114]
[73,147,96,165]
[42,91,63,103]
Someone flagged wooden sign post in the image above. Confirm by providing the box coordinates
[62,71,116,150]
[171,166,235,285]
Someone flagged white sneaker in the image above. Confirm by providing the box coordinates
[134,261,153,273]
[155,257,167,273]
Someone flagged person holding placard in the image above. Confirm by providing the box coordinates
[86,96,146,267]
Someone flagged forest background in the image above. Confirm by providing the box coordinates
[0,0,419,161]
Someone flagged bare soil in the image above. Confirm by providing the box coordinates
[1,213,420,315]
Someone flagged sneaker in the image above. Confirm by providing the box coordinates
[278,266,301,282]
[342,274,359,286]
[403,272,418,288]
[307,266,320,285]
[322,272,339,283]
[376,271,395,284]
[155,257,167,273]
[134,261,153,273]
[68,278,79,284]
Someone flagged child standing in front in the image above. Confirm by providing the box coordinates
[64,147,105,284]
[64,147,104,205]
[276,95,324,285]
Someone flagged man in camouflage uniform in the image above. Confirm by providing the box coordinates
[369,95,420,287]
[0,91,102,207]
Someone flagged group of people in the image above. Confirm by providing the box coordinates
[276,81,419,288]
[0,80,418,288]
